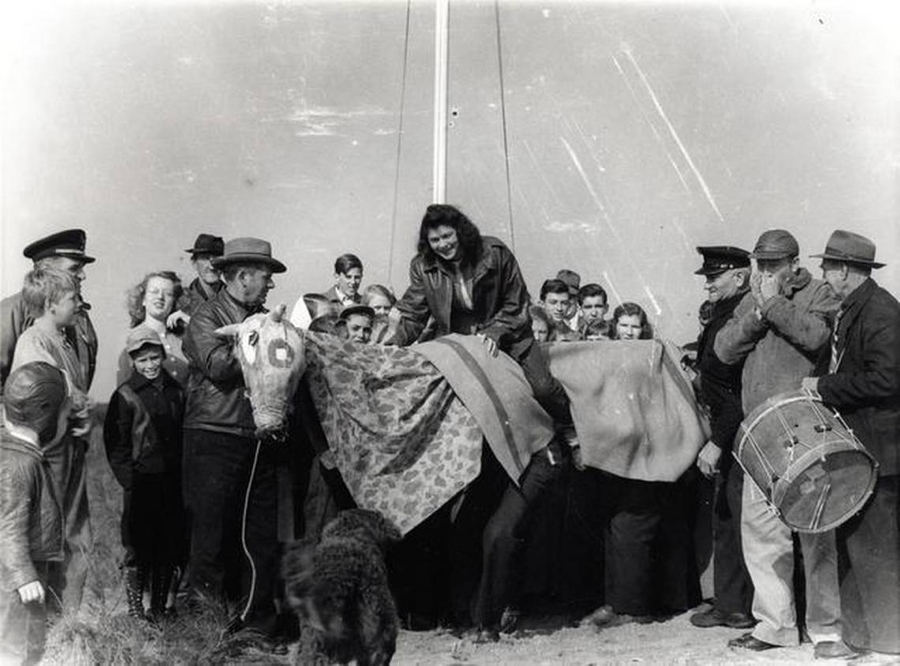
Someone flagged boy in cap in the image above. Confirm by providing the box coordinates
[104,326,186,621]
[802,230,900,655]
[339,305,375,344]
[0,362,71,664]
[689,246,755,630]
[715,230,851,657]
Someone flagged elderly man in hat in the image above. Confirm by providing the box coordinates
[715,229,852,657]
[181,237,286,641]
[689,246,756,631]
[180,234,225,316]
[0,228,97,613]
[801,230,900,655]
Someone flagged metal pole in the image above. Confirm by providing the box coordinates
[433,0,449,203]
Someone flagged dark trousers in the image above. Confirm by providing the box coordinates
[470,442,566,626]
[517,341,570,425]
[183,429,277,629]
[837,475,900,653]
[712,464,753,615]
[603,473,662,615]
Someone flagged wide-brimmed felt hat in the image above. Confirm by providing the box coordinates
[339,304,375,320]
[23,229,95,264]
[810,230,885,268]
[212,237,286,273]
[125,325,166,356]
[694,245,750,276]
[750,229,800,260]
[185,233,224,257]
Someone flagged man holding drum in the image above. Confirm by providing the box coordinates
[802,230,900,655]
[715,229,852,658]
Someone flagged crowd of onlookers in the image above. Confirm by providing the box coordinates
[1,205,898,662]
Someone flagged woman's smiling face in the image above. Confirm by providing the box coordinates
[427,225,460,261]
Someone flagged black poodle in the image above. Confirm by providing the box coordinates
[282,509,401,665]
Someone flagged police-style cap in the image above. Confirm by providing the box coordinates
[694,246,750,276]
[23,229,95,264]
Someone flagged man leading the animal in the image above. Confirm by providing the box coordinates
[181,237,286,645]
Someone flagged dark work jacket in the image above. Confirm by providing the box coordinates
[392,236,534,361]
[0,432,64,592]
[815,278,900,476]
[0,291,98,398]
[103,369,185,491]
[182,288,262,437]
[179,277,223,317]
[697,290,747,453]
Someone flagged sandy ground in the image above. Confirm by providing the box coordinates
[391,613,900,666]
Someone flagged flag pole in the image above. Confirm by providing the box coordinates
[433,0,449,203]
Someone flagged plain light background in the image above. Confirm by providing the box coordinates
[2,0,898,401]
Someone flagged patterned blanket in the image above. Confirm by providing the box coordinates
[302,332,483,535]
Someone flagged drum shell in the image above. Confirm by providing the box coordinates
[735,390,877,533]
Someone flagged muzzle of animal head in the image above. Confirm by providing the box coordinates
[218,310,307,438]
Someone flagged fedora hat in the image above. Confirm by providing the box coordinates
[811,230,884,268]
[185,233,224,257]
[212,237,286,273]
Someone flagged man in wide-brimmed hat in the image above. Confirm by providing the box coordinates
[715,229,853,658]
[0,228,98,613]
[801,230,900,655]
[181,237,286,643]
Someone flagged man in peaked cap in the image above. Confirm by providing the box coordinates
[689,246,756,630]
[801,230,900,655]
[715,230,853,657]
[0,228,97,613]
[181,237,286,642]
[1,229,97,397]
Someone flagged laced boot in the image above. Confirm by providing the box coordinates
[124,565,147,619]
[149,566,175,621]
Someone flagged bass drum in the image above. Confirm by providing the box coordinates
[735,389,877,533]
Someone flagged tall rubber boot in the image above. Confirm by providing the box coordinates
[150,566,175,621]
[124,566,146,619]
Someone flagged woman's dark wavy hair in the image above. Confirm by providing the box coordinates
[416,204,483,264]
[611,302,653,340]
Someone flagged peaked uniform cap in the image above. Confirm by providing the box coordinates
[695,246,751,276]
[212,237,286,273]
[185,234,225,256]
[23,229,95,264]
[810,230,885,268]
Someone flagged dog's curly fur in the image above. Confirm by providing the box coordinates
[282,509,401,665]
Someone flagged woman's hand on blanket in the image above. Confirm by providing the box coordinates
[696,441,722,479]
[17,581,44,604]
[476,333,499,357]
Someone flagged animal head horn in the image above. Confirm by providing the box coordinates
[214,323,242,339]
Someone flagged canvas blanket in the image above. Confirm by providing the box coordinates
[302,332,483,535]
[548,339,709,481]
[417,334,555,485]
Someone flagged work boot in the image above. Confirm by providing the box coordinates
[124,566,147,619]
[149,566,175,621]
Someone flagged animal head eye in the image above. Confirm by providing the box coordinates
[248,331,259,347]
